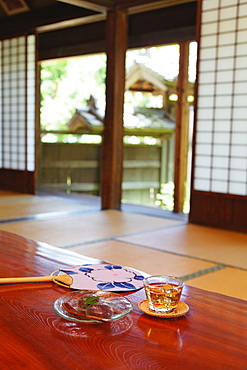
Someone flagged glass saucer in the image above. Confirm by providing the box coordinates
[54,290,133,323]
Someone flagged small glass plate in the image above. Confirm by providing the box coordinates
[54,290,133,323]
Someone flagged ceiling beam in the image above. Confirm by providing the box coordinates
[117,0,197,14]
[36,13,105,33]
[0,4,97,38]
[56,0,114,12]
[56,0,196,14]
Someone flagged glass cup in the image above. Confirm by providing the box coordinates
[143,275,184,313]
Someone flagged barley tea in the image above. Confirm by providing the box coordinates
[143,276,184,313]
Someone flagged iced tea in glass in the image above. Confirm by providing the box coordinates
[143,275,184,313]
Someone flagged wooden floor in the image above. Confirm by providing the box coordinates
[0,190,246,301]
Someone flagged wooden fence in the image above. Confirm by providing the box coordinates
[38,139,174,206]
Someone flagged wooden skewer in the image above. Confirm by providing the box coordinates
[0,274,72,286]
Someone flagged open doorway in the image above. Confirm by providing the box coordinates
[122,42,197,214]
[38,42,197,214]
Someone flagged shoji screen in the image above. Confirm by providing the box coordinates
[0,34,36,192]
[190,0,247,232]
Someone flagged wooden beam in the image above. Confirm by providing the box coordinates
[0,4,96,39]
[56,0,114,12]
[117,0,197,14]
[36,13,105,33]
[101,9,128,210]
[173,41,190,213]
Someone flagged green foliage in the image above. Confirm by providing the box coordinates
[41,60,68,101]
[155,182,174,211]
[40,54,106,130]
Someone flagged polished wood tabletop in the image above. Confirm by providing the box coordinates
[0,230,246,370]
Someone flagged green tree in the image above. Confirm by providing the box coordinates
[40,55,106,131]
[41,60,68,101]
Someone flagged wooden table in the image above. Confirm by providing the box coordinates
[0,230,246,370]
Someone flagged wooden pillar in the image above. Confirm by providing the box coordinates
[173,41,190,213]
[101,8,128,210]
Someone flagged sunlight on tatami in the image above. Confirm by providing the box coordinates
[0,190,246,301]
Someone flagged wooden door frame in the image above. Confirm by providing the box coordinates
[101,9,128,209]
[173,41,190,213]
[101,27,192,212]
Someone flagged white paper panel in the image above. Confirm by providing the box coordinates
[219,19,237,33]
[195,156,211,167]
[215,95,232,107]
[196,120,213,132]
[201,22,218,35]
[230,170,246,183]
[233,95,247,107]
[200,35,217,48]
[232,132,247,144]
[200,47,217,60]
[211,181,228,193]
[218,32,235,45]
[239,3,247,16]
[236,55,247,68]
[229,182,246,195]
[202,0,219,11]
[212,156,229,168]
[217,57,234,70]
[222,0,238,6]
[230,157,247,169]
[201,10,218,23]
[195,143,212,155]
[236,43,247,56]
[233,108,247,119]
[214,120,231,132]
[231,121,247,132]
[197,96,215,107]
[199,71,216,84]
[214,132,231,144]
[218,44,235,58]
[216,70,234,83]
[197,107,214,120]
[196,132,212,143]
[234,82,247,94]
[0,35,36,172]
[212,145,230,156]
[238,17,247,29]
[199,59,216,72]
[195,167,211,179]
[198,83,215,96]
[215,83,233,95]
[194,0,247,196]
[214,108,231,120]
[212,168,228,180]
[194,179,210,191]
[220,6,237,20]
[231,145,247,157]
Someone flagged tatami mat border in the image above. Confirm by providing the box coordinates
[180,264,226,281]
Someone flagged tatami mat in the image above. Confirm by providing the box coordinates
[186,267,247,300]
[68,239,217,277]
[68,240,247,300]
[0,191,34,200]
[0,196,95,219]
[117,224,247,269]
[0,210,184,247]
[0,191,246,301]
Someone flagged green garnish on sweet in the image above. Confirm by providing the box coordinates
[84,295,99,308]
